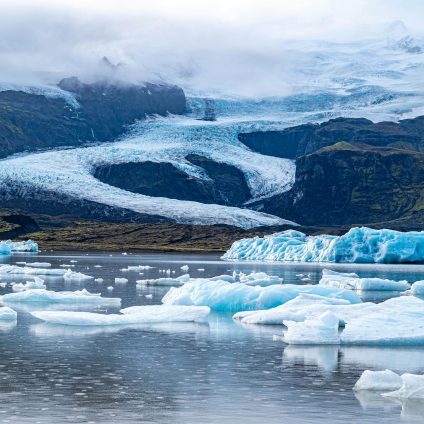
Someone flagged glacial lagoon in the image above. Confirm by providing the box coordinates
[1,252,424,423]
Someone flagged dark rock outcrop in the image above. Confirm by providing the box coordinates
[93,155,250,206]
[0,77,186,158]
[259,142,424,226]
[239,116,424,159]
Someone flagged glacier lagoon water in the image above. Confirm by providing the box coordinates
[1,252,424,423]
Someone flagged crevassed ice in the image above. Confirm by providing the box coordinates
[161,279,361,312]
[223,227,424,263]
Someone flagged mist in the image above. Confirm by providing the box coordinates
[1,0,424,97]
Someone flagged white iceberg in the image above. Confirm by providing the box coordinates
[411,281,424,296]
[0,306,17,321]
[383,374,424,399]
[137,274,190,286]
[1,289,121,307]
[283,311,341,345]
[180,265,189,271]
[341,296,424,346]
[24,262,52,268]
[162,279,361,312]
[31,305,210,326]
[63,270,93,281]
[319,269,410,291]
[223,227,424,263]
[120,265,154,272]
[12,277,46,292]
[0,264,67,276]
[354,370,403,391]
[239,272,283,287]
[114,278,128,284]
[233,293,376,326]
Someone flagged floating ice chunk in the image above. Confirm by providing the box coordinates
[197,268,205,272]
[107,286,114,291]
[0,264,67,276]
[115,278,128,284]
[319,269,410,291]
[239,272,283,287]
[181,265,189,271]
[209,274,236,283]
[283,311,341,345]
[31,305,210,326]
[120,265,153,272]
[145,294,153,299]
[411,281,424,296]
[0,240,39,254]
[354,370,402,391]
[12,277,46,292]
[341,296,424,345]
[162,279,361,312]
[70,260,77,263]
[1,289,120,307]
[24,262,52,268]
[94,265,103,268]
[94,278,104,283]
[223,227,424,263]
[0,306,17,321]
[233,293,374,325]
[383,374,424,399]
[60,264,75,267]
[63,270,93,281]
[137,274,190,286]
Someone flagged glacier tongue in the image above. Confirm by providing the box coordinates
[223,227,424,263]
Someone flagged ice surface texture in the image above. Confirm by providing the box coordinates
[354,370,403,392]
[223,227,424,263]
[0,306,17,321]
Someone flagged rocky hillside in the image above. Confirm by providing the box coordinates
[0,77,186,158]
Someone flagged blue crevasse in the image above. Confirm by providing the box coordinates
[222,227,424,263]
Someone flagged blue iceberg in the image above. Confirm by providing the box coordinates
[0,239,38,255]
[222,227,424,263]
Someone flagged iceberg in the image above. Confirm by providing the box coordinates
[0,306,17,321]
[0,264,93,281]
[162,278,361,312]
[319,269,410,291]
[31,305,210,326]
[238,272,283,287]
[137,274,190,286]
[341,296,424,346]
[114,278,128,284]
[120,265,154,272]
[411,281,424,296]
[0,239,38,255]
[1,288,121,307]
[354,370,403,391]
[223,227,424,263]
[383,374,424,399]
[233,293,376,325]
[283,311,341,345]
[12,277,46,292]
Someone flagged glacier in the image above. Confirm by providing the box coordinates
[223,227,424,263]
[161,278,361,312]
[0,240,38,255]
[319,269,410,291]
[31,305,210,326]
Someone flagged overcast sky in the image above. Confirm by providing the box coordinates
[1,0,423,96]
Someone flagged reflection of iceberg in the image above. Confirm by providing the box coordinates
[0,321,17,333]
[223,227,424,263]
[354,390,400,413]
[283,345,339,373]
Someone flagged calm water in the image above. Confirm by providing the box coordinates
[1,251,424,424]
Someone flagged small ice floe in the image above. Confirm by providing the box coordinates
[120,265,153,272]
[239,272,283,287]
[137,274,190,287]
[180,265,189,271]
[94,278,104,283]
[383,374,424,399]
[411,281,424,296]
[63,270,93,281]
[354,370,403,392]
[24,262,52,268]
[283,311,341,345]
[70,260,77,263]
[59,264,75,267]
[0,289,120,307]
[94,265,103,268]
[162,279,360,312]
[12,277,46,292]
[115,278,128,284]
[30,305,210,326]
[319,269,410,291]
[122,252,128,255]
[0,264,67,276]
[107,286,114,291]
[197,268,205,272]
[145,294,153,299]
[233,293,375,325]
[0,306,17,321]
